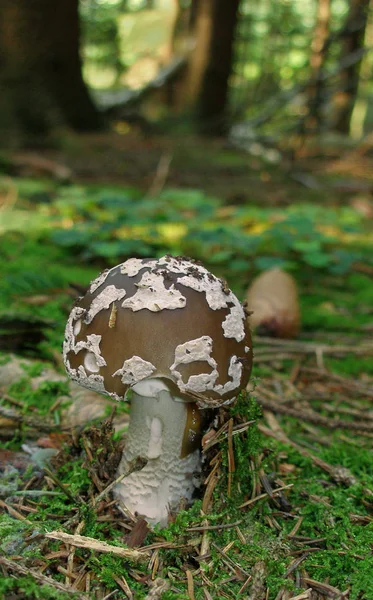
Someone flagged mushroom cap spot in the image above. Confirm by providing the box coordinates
[170,336,219,394]
[222,304,246,342]
[74,334,107,368]
[84,352,100,373]
[213,355,243,396]
[89,269,110,294]
[157,255,206,275]
[113,356,156,386]
[73,319,82,336]
[77,368,106,394]
[85,285,127,324]
[122,271,186,312]
[63,256,253,405]
[119,258,148,277]
[75,365,107,394]
[63,306,86,356]
[177,275,229,310]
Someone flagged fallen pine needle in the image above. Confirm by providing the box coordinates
[112,574,133,599]
[0,498,32,523]
[238,575,252,595]
[187,520,242,532]
[288,590,312,600]
[301,577,348,598]
[238,484,293,509]
[227,418,235,497]
[186,569,196,600]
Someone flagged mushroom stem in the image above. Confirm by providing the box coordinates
[114,380,201,527]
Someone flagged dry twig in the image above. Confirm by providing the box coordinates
[44,531,149,563]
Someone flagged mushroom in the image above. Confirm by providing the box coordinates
[245,268,300,338]
[63,255,252,526]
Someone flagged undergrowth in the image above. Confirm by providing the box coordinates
[0,177,372,598]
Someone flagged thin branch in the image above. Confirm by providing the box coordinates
[44,531,149,564]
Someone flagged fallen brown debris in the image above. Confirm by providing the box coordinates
[44,531,149,563]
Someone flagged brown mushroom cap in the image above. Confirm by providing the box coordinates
[245,268,300,339]
[63,256,252,408]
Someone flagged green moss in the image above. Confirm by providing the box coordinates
[0,514,32,554]
[265,438,373,600]
[0,576,72,600]
[301,272,373,333]
[325,356,373,376]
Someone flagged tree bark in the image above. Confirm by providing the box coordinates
[174,0,214,111]
[0,0,103,145]
[305,0,332,130]
[333,0,370,134]
[196,0,240,135]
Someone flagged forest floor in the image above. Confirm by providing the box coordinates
[0,129,372,600]
[5,128,373,203]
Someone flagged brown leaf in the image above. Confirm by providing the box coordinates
[126,519,150,548]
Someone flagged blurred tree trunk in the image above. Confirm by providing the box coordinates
[0,0,102,145]
[333,0,370,134]
[174,0,240,134]
[305,0,331,130]
[175,0,214,110]
[189,0,200,28]
[197,0,240,135]
[159,0,180,63]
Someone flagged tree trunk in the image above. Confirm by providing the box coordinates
[196,0,240,135]
[333,0,370,134]
[0,0,103,145]
[174,0,214,111]
[305,0,331,130]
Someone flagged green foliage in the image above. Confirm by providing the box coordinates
[2,181,369,304]
[76,0,358,137]
[80,0,125,86]
[8,378,69,417]
[0,576,71,600]
[300,271,373,335]
[231,0,352,124]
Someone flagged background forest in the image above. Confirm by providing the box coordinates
[0,1,373,600]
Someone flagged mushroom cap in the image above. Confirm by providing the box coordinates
[245,268,300,339]
[63,255,252,408]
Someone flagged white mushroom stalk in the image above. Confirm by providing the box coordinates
[115,379,200,527]
[63,255,253,527]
